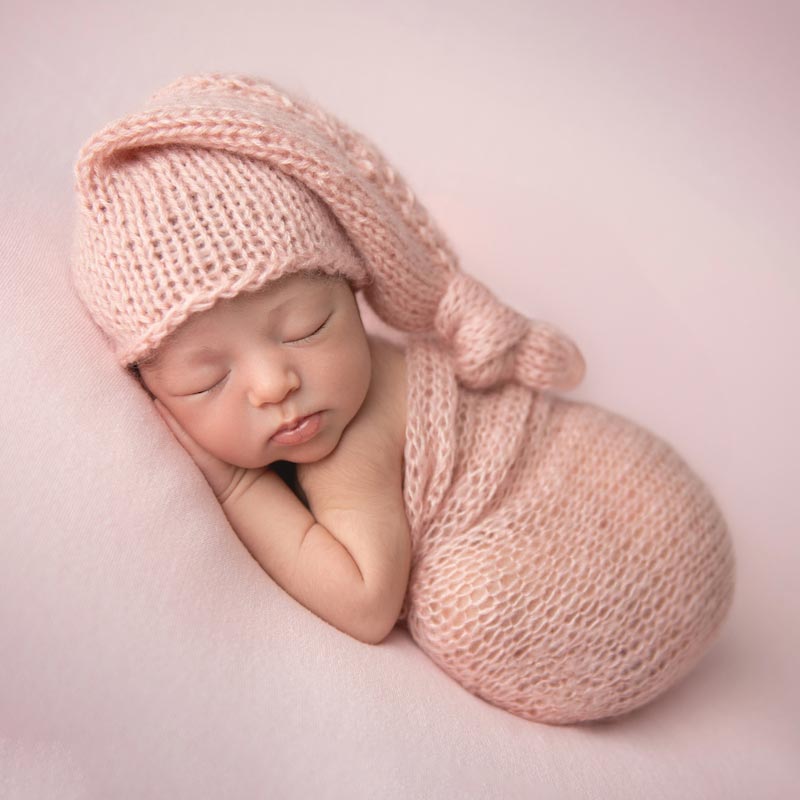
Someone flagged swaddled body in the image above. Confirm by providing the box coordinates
[399,336,735,724]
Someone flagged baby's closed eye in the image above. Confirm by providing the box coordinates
[285,312,332,344]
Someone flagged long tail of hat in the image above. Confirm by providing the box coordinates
[75,72,584,391]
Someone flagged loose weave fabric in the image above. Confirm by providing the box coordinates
[399,336,735,724]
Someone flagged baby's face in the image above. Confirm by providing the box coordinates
[138,272,372,468]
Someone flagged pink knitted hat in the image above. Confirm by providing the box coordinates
[72,72,585,390]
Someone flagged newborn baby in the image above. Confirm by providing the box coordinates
[71,72,734,725]
[136,270,410,645]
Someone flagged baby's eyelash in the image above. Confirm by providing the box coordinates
[292,313,331,343]
[192,373,228,395]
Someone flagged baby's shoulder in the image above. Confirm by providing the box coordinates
[296,334,406,508]
[365,334,407,452]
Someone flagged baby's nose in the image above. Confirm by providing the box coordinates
[245,360,300,407]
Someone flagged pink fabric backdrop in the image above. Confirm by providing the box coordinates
[2,1,798,797]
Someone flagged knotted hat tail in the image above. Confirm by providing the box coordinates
[73,72,584,390]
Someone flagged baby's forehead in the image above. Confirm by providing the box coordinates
[222,270,342,312]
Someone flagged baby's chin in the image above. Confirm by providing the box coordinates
[271,438,340,466]
[230,435,341,469]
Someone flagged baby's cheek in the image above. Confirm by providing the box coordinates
[229,422,261,460]
[185,407,237,459]
[347,339,373,402]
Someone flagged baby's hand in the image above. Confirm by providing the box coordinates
[153,398,263,504]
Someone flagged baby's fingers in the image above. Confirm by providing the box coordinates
[153,398,237,498]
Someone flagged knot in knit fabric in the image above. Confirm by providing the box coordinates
[435,272,585,391]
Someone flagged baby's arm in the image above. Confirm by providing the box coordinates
[221,450,410,644]
[152,337,410,645]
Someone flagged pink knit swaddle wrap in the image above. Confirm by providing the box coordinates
[399,337,735,724]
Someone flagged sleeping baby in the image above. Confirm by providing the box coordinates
[71,72,734,725]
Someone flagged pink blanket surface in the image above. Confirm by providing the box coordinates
[398,335,735,724]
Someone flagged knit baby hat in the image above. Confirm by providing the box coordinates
[72,134,369,366]
[72,72,585,390]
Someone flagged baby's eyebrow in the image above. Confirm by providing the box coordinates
[181,345,225,365]
[144,344,223,377]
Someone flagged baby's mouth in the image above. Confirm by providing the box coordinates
[270,413,323,445]
[275,416,307,434]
